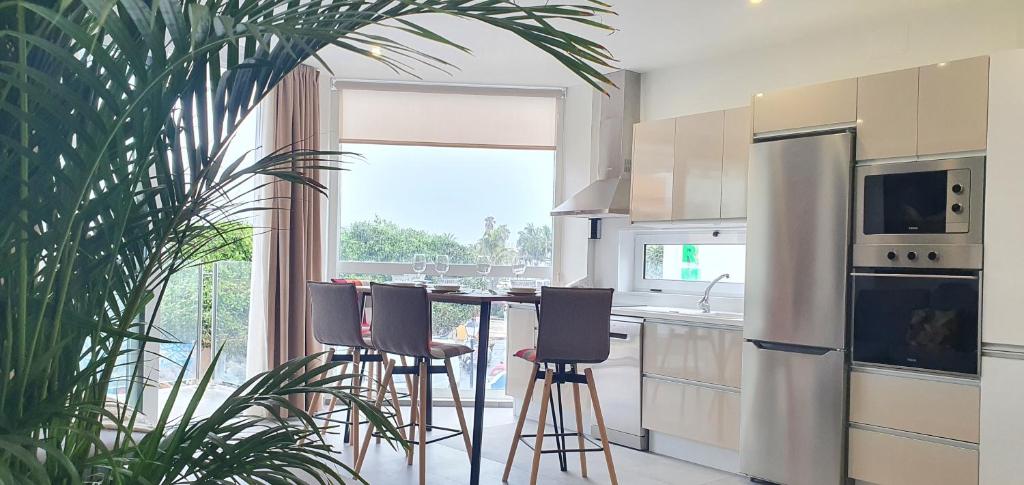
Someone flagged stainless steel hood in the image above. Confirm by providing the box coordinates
[551,70,641,217]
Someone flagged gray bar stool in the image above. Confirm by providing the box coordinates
[355,283,474,485]
[502,286,618,485]
[307,282,393,463]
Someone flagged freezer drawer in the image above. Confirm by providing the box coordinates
[740,341,847,485]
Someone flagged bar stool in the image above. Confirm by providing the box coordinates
[306,282,395,463]
[356,283,475,485]
[502,286,618,485]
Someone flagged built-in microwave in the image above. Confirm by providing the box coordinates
[851,269,980,376]
[853,156,985,269]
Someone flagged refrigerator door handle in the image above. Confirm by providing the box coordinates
[750,340,833,356]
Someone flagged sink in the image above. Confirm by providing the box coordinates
[614,306,743,323]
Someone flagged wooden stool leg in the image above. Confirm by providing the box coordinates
[356,359,396,473]
[350,351,362,456]
[502,363,540,482]
[418,360,429,485]
[407,360,419,466]
[584,368,618,485]
[572,379,588,477]
[529,369,555,485]
[444,358,473,460]
[375,355,384,443]
[301,348,335,445]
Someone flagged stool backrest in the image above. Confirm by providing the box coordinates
[536,286,615,364]
[307,282,365,348]
[369,283,432,358]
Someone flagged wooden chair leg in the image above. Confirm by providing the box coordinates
[444,358,473,460]
[418,360,429,485]
[572,380,588,477]
[407,361,419,466]
[386,365,408,442]
[529,369,555,485]
[356,359,396,473]
[375,355,384,443]
[301,348,335,445]
[503,363,540,482]
[400,355,414,396]
[350,351,362,456]
[320,349,351,437]
[584,368,618,485]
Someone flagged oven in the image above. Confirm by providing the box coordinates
[853,156,985,269]
[851,270,980,376]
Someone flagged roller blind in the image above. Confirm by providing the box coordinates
[338,88,559,149]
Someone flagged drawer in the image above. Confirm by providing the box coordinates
[850,370,979,443]
[641,376,740,450]
[848,427,978,485]
[643,322,742,388]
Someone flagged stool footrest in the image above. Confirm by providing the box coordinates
[370,423,464,446]
[517,433,605,455]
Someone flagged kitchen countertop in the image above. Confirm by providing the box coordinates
[611,305,743,327]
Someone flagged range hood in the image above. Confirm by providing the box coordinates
[551,70,641,217]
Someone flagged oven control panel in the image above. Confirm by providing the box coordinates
[853,244,982,270]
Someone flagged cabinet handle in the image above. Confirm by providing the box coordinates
[609,332,629,340]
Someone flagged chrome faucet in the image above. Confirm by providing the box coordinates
[698,273,730,313]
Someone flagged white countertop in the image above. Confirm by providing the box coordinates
[611,305,743,327]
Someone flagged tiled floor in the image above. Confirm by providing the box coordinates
[320,407,747,485]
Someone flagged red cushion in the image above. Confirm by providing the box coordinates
[331,278,365,286]
[513,348,537,362]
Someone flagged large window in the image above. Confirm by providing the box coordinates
[330,84,561,400]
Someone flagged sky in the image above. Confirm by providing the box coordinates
[338,143,555,244]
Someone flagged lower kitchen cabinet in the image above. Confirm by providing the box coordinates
[848,427,978,485]
[641,376,740,451]
[979,355,1024,484]
[643,321,742,388]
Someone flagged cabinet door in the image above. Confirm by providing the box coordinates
[672,111,723,220]
[918,56,989,155]
[980,355,1024,484]
[848,427,978,485]
[643,322,742,388]
[721,106,751,218]
[752,78,857,134]
[856,68,919,160]
[506,305,536,414]
[630,118,675,222]
[642,377,740,450]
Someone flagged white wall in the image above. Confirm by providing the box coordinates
[642,0,1024,121]
[552,84,594,285]
[560,0,1024,294]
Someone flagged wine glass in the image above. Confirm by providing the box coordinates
[412,253,427,281]
[435,254,451,279]
[512,253,527,279]
[475,254,492,292]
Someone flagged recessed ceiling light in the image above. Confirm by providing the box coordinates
[755,93,765,97]
[370,45,383,57]
[937,62,948,67]
[750,0,763,4]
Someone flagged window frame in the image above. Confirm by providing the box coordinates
[631,228,746,297]
[326,80,563,282]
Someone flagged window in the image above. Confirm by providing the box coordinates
[328,84,562,401]
[632,229,746,295]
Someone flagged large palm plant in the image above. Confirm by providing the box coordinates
[0,0,614,482]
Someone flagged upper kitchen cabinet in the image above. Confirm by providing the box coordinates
[630,118,676,222]
[856,68,919,161]
[721,106,751,219]
[672,110,724,220]
[918,56,989,155]
[752,78,857,135]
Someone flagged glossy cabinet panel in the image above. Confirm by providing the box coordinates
[642,377,740,450]
[643,322,742,388]
[672,111,724,220]
[848,427,978,485]
[630,118,676,222]
[721,107,751,218]
[506,305,537,413]
[918,56,989,155]
[983,50,1024,347]
[980,355,1024,484]
[849,370,980,443]
[856,68,919,160]
[752,78,857,134]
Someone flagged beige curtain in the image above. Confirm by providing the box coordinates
[253,64,323,409]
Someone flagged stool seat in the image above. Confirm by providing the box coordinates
[513,348,537,362]
[429,341,473,359]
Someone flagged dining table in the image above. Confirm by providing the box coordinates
[356,285,541,485]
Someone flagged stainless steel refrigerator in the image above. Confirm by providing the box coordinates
[740,132,853,485]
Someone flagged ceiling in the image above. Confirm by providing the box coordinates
[314,0,980,87]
